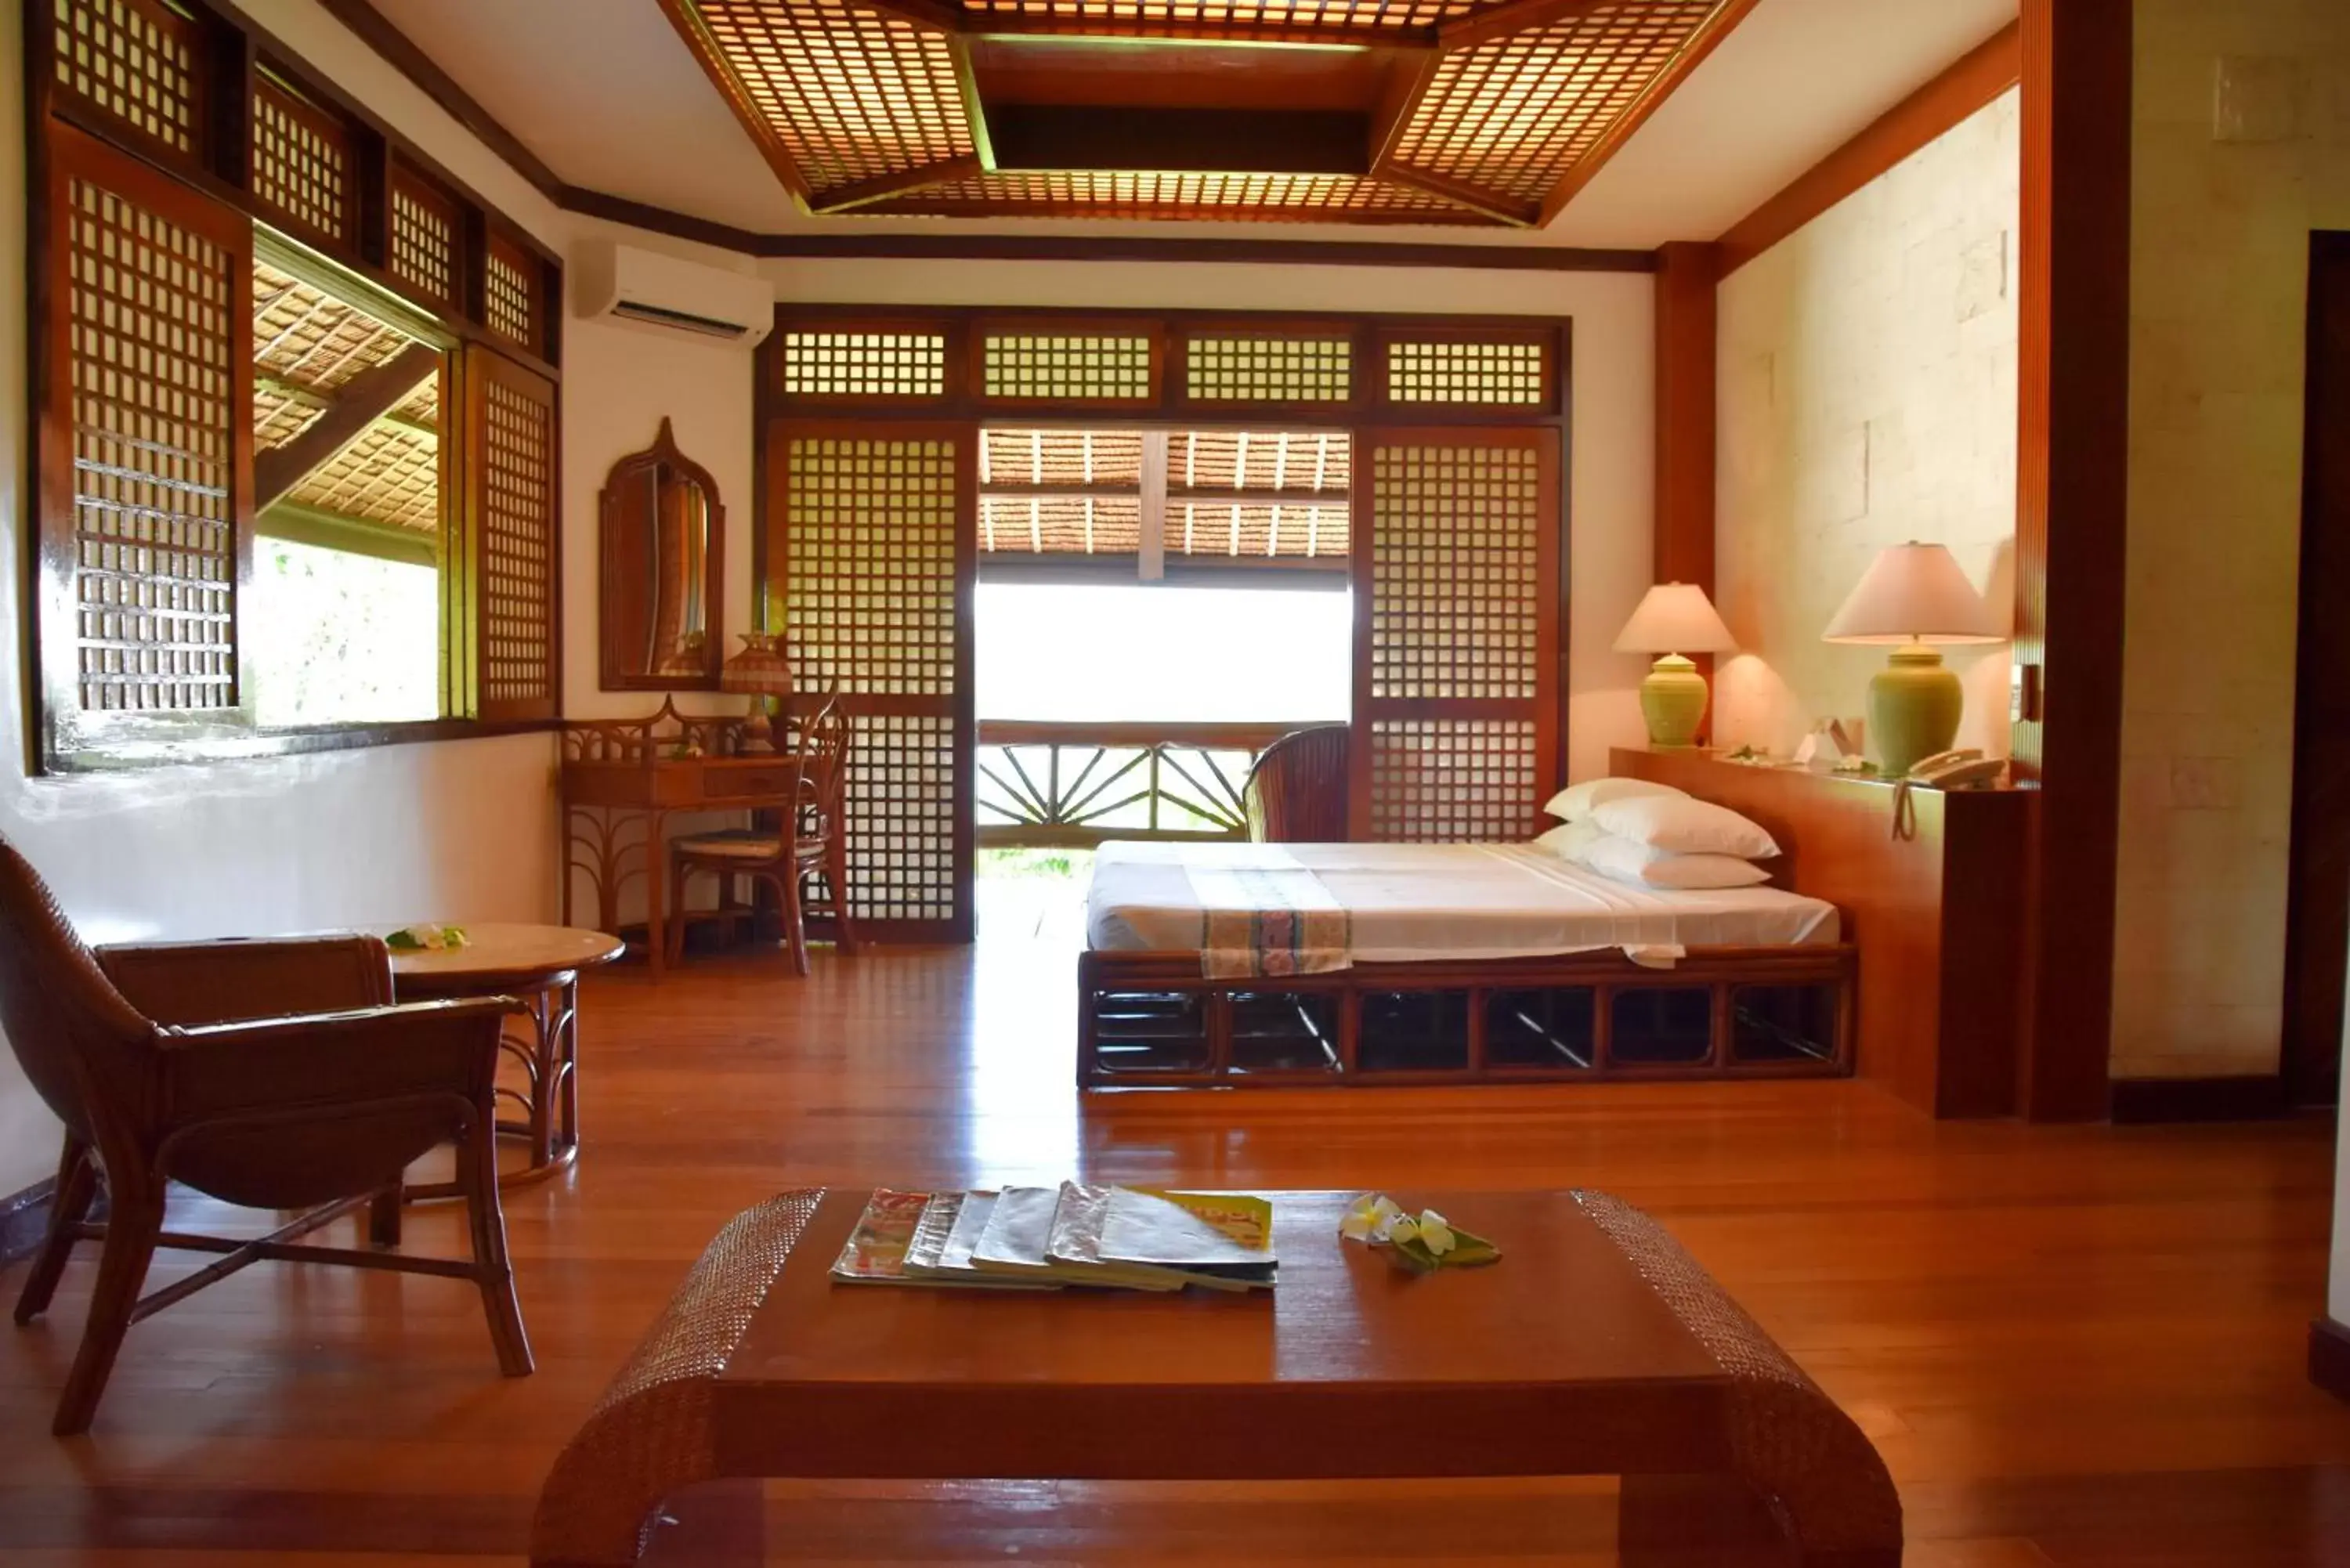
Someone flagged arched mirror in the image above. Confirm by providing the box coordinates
[599,419,725,690]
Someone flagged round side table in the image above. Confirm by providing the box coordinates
[386,923,624,1198]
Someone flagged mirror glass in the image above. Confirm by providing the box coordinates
[601,425,724,689]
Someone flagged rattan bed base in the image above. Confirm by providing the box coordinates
[1077,943,1859,1088]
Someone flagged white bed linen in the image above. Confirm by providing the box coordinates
[1086,840,1839,964]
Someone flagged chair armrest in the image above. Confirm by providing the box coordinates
[99,934,396,1025]
[157,995,524,1122]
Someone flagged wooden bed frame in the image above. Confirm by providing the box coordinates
[1077,941,1858,1089]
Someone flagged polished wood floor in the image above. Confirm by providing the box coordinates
[2,896,2346,1565]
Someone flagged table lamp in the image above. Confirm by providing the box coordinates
[721,632,794,755]
[1614,583,1737,748]
[1820,542,2001,775]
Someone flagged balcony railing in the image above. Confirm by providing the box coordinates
[975,719,1329,848]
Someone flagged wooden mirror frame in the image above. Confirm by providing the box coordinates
[598,419,726,692]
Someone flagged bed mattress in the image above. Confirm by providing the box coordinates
[1085,840,1840,965]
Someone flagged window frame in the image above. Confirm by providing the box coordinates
[27,0,565,773]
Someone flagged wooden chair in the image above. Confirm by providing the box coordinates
[1243,723,1352,843]
[669,697,860,974]
[0,833,535,1436]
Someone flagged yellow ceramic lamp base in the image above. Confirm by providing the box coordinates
[1867,645,1964,775]
[1639,653,1711,749]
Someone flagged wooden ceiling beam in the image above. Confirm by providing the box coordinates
[253,343,437,512]
[1535,0,1762,227]
[1367,47,1440,172]
[653,0,813,207]
[966,16,1435,47]
[949,35,998,170]
[990,106,1371,175]
[845,0,967,31]
[807,156,988,214]
[1434,0,1614,53]
[1377,164,1536,227]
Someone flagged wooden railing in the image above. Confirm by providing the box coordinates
[975,719,1332,848]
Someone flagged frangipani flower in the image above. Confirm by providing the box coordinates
[1417,1210,1456,1256]
[1340,1192,1499,1274]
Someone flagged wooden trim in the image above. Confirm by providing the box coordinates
[45,717,564,774]
[807,157,987,215]
[1651,242,1717,587]
[2010,0,2131,1122]
[311,0,562,197]
[744,231,1658,272]
[653,0,812,207]
[1535,0,1762,228]
[1715,22,2022,278]
[2108,1076,2290,1125]
[1375,164,1538,229]
[0,1179,56,1269]
[2311,1317,2350,1404]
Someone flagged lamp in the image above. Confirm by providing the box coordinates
[720,631,794,755]
[1821,542,2001,775]
[1614,582,1737,748]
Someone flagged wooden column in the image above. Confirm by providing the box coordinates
[1652,240,1720,732]
[2011,0,2133,1119]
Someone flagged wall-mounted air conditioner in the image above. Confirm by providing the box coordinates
[573,240,774,349]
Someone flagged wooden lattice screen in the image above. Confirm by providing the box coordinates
[1352,426,1561,841]
[465,348,560,723]
[38,122,253,754]
[250,72,353,247]
[773,421,974,941]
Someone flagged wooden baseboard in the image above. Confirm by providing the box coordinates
[2109,1075,2288,1123]
[2311,1317,2350,1401]
[0,1178,56,1267]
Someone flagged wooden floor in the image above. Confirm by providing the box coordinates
[2,904,2346,1566]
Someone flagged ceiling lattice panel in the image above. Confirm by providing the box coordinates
[664,0,1752,226]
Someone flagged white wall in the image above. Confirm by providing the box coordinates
[0,0,577,1192]
[2113,0,2350,1081]
[757,257,1659,784]
[1712,89,2021,762]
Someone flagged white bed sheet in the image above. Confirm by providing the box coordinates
[1085,840,1839,964]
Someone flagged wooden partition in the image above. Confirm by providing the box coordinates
[1614,749,2034,1118]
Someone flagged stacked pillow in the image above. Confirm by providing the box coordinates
[1533,778,1780,891]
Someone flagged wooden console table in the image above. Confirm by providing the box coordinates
[1616,747,2033,1117]
[529,1187,1900,1566]
[562,702,808,974]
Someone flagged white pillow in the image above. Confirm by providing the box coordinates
[1531,820,1603,860]
[1578,831,1772,891]
[1542,777,1686,823]
[1589,793,1781,861]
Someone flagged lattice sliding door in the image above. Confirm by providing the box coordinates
[1350,427,1563,841]
[771,421,974,942]
[37,121,254,761]
[462,348,560,722]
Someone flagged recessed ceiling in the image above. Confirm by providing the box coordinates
[364,0,2017,244]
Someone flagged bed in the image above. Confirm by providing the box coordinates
[1078,840,1856,1089]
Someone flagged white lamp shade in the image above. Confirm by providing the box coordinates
[1821,542,2003,645]
[1614,582,1737,655]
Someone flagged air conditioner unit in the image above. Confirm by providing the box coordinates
[573,240,774,349]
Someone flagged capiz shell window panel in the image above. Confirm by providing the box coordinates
[1354,428,1561,841]
[777,425,973,939]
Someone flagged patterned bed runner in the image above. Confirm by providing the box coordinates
[1188,858,1352,979]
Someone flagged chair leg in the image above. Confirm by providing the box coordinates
[15,1134,99,1326]
[778,864,811,977]
[824,833,861,956]
[367,1183,403,1249]
[666,860,692,966]
[459,1112,534,1378]
[51,1188,163,1437]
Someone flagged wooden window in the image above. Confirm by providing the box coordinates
[1351,428,1561,840]
[1383,334,1553,408]
[467,349,560,722]
[37,124,251,758]
[978,327,1158,406]
[483,230,540,357]
[775,423,971,939]
[778,328,947,402]
[250,73,353,246]
[1184,334,1353,404]
[387,161,460,313]
[49,0,204,160]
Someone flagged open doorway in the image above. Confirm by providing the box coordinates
[972,426,1352,940]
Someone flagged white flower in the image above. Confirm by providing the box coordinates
[1385,1212,1419,1245]
[1342,1193,1408,1243]
[1416,1210,1456,1257]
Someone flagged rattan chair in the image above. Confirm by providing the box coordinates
[1243,723,1351,843]
[0,832,534,1436]
[669,697,860,974]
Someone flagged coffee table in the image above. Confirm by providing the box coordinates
[530,1188,1899,1566]
[386,923,624,1196]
